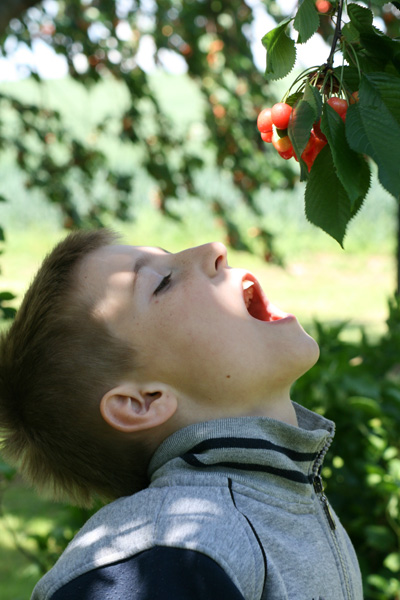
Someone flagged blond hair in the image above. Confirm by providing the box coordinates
[0,229,149,507]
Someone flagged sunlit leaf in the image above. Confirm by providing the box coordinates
[262,18,296,81]
[293,0,319,44]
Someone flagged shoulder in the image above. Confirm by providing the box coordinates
[32,481,265,600]
[50,546,247,600]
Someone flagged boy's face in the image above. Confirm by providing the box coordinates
[79,242,319,416]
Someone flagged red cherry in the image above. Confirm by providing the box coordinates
[257,108,273,133]
[349,91,359,104]
[313,119,327,142]
[327,97,348,119]
[278,148,294,160]
[271,103,292,130]
[261,131,273,143]
[272,131,293,153]
[315,0,332,14]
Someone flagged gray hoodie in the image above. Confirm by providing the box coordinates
[32,403,363,600]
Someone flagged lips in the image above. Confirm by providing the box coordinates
[242,275,288,322]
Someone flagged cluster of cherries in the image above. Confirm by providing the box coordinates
[257,96,352,172]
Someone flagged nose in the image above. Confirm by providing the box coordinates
[195,242,228,277]
[177,242,228,278]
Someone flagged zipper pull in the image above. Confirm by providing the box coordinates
[313,475,336,530]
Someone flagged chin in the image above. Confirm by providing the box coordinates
[295,333,320,378]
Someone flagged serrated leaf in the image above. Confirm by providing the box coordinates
[262,18,296,81]
[321,104,371,209]
[305,145,355,247]
[285,91,304,107]
[347,2,400,70]
[288,84,319,180]
[304,84,323,118]
[342,22,360,45]
[293,0,319,44]
[347,3,374,31]
[346,73,400,198]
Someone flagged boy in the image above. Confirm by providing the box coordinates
[0,229,363,599]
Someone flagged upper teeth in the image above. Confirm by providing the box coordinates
[243,280,255,309]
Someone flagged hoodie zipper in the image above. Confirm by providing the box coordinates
[313,473,336,530]
[312,428,353,600]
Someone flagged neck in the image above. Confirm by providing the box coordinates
[169,387,299,434]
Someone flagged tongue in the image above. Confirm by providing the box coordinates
[248,294,270,321]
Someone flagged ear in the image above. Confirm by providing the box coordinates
[100,382,178,433]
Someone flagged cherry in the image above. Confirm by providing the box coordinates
[261,131,273,143]
[294,131,327,172]
[278,148,294,160]
[271,103,292,130]
[315,0,332,14]
[327,97,348,120]
[257,108,273,133]
[349,91,359,104]
[313,119,327,142]
[272,131,293,153]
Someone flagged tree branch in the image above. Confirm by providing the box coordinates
[326,0,345,69]
[0,0,43,36]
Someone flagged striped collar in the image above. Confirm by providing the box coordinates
[148,403,335,497]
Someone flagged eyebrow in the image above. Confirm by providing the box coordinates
[132,247,171,291]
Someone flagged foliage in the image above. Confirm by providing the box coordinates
[261,0,400,246]
[292,297,400,599]
[0,0,299,258]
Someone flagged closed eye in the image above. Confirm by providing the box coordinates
[154,273,172,295]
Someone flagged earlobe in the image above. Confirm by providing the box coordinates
[100,383,178,433]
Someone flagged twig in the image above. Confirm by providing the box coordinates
[326,0,345,68]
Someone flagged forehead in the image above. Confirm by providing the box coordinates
[76,244,165,304]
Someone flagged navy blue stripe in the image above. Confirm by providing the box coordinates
[182,454,312,484]
[184,437,317,462]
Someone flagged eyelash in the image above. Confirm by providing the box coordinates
[154,272,172,295]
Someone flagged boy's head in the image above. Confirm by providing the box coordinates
[0,229,319,506]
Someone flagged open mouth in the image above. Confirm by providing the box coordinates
[242,276,287,322]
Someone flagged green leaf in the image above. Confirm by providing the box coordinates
[293,0,320,44]
[0,291,16,301]
[332,66,360,94]
[288,84,320,180]
[365,525,396,551]
[347,3,374,31]
[321,103,370,209]
[346,73,400,198]
[347,3,400,71]
[341,22,360,45]
[304,84,323,117]
[305,144,354,246]
[384,552,400,573]
[262,18,296,81]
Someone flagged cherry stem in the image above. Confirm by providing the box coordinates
[326,0,345,69]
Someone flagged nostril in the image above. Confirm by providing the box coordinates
[215,255,225,271]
